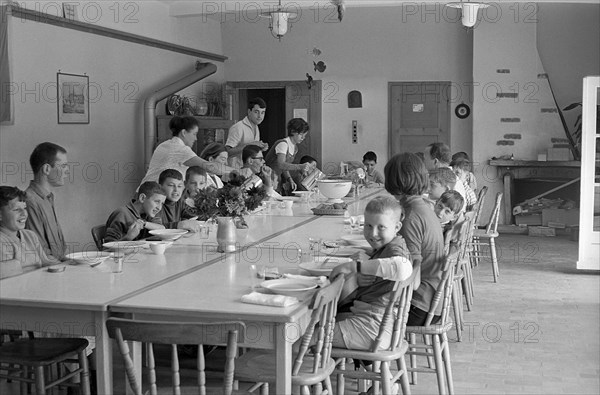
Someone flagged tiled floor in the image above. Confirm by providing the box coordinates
[2,233,599,394]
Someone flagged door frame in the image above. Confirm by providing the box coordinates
[388,81,451,159]
[227,80,323,167]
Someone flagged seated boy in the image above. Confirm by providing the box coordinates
[290,155,318,192]
[435,190,464,225]
[426,168,457,208]
[362,151,384,187]
[451,157,477,209]
[451,152,478,192]
[158,169,201,231]
[182,166,209,218]
[104,181,166,242]
[1,186,60,279]
[329,196,413,351]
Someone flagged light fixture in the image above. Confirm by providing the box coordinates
[446,1,489,28]
[260,0,297,40]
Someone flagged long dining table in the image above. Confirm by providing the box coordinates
[0,187,386,394]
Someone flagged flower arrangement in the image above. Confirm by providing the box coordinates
[187,176,268,226]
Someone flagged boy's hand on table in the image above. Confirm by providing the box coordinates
[330,261,356,280]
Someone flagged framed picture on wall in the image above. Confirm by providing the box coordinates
[57,72,89,124]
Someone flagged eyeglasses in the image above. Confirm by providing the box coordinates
[252,156,265,161]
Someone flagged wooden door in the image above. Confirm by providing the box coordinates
[389,82,450,158]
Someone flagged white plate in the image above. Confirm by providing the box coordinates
[149,229,189,241]
[65,251,112,266]
[260,278,318,299]
[321,247,359,257]
[340,234,371,248]
[278,196,300,202]
[299,257,352,276]
[103,241,147,253]
[293,191,312,197]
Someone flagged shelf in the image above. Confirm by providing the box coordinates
[6,4,227,62]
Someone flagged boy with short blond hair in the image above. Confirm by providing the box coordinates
[330,196,413,350]
[104,181,166,242]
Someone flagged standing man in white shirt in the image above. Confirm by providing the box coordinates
[226,97,269,169]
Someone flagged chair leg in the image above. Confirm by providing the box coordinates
[431,336,446,395]
[380,362,392,395]
[423,335,434,369]
[490,238,499,282]
[336,358,346,395]
[324,376,334,395]
[372,361,381,395]
[34,366,46,395]
[441,333,455,395]
[398,357,411,395]
[409,333,417,385]
[78,350,91,395]
[451,285,462,342]
[20,365,29,395]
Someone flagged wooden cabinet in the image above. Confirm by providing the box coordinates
[156,116,235,156]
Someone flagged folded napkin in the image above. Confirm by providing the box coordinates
[283,274,330,287]
[241,292,299,307]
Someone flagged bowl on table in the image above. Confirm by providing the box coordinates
[148,241,173,255]
[149,229,188,241]
[317,180,352,203]
[65,251,112,267]
[260,279,318,300]
[102,241,147,255]
[299,256,352,276]
[340,234,371,249]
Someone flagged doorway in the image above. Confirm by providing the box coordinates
[239,88,286,149]
[228,81,323,167]
[388,81,451,157]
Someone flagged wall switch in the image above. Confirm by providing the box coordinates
[352,120,358,144]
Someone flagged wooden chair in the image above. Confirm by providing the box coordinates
[106,318,246,395]
[471,192,503,282]
[331,268,419,395]
[234,276,345,394]
[0,338,91,395]
[405,248,460,395]
[91,224,106,251]
[445,213,475,342]
[469,186,488,268]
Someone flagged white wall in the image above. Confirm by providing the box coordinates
[221,5,474,171]
[473,4,568,223]
[0,1,225,251]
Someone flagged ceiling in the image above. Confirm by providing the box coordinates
[159,0,598,17]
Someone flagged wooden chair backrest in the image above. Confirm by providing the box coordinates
[424,247,460,327]
[485,192,504,235]
[91,225,106,250]
[370,265,419,353]
[293,276,344,376]
[106,318,245,395]
[473,186,489,227]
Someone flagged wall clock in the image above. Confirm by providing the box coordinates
[455,103,470,119]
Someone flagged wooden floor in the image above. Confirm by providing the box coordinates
[2,233,598,394]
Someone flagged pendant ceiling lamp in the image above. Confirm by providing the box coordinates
[446,1,489,28]
[261,0,297,40]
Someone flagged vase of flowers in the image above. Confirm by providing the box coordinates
[188,175,268,252]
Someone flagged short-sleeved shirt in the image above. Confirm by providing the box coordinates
[398,195,446,314]
[0,228,57,279]
[140,137,196,186]
[105,201,162,242]
[25,181,66,260]
[366,169,384,185]
[226,117,260,169]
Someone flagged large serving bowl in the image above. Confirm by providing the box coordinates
[317,180,352,203]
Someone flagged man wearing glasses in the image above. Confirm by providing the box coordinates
[241,145,273,193]
[25,142,69,260]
